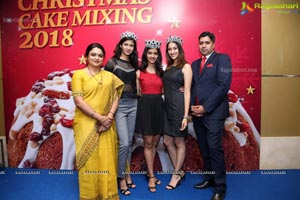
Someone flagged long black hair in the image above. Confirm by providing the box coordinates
[140,47,163,76]
[112,37,139,69]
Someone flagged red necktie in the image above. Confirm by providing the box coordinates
[196,56,206,104]
[199,56,206,73]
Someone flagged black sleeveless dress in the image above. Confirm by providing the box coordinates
[163,66,188,137]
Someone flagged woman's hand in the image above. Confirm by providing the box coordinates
[97,116,112,134]
[99,116,112,129]
[107,112,114,120]
[180,117,188,131]
[97,124,109,133]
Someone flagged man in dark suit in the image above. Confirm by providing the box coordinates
[190,31,232,200]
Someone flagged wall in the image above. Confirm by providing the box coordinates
[260,0,300,169]
[0,24,4,136]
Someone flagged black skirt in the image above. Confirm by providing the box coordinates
[135,94,164,135]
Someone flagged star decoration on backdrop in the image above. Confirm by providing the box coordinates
[169,16,181,29]
[78,55,86,65]
[246,85,255,94]
[156,29,163,36]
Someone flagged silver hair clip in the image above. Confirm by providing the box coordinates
[166,35,183,45]
[145,39,162,48]
[120,31,138,41]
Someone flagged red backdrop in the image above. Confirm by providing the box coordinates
[1,0,261,170]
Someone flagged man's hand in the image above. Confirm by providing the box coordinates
[190,105,206,117]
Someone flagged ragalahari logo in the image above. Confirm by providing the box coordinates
[240,2,254,15]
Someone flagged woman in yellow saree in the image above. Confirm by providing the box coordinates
[72,43,124,200]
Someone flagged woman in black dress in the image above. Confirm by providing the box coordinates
[135,39,164,192]
[163,36,192,190]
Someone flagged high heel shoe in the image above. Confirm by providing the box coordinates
[146,173,161,185]
[147,176,157,193]
[180,169,186,180]
[165,172,183,190]
[126,181,136,189]
[125,174,136,189]
[119,178,131,196]
[120,188,130,196]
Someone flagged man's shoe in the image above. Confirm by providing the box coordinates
[211,192,226,200]
[193,181,214,189]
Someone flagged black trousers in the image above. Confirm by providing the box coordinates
[192,117,226,193]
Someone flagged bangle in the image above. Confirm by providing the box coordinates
[109,111,115,115]
[183,116,189,120]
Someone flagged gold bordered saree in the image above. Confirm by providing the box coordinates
[72,69,124,200]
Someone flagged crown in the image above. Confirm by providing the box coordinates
[145,39,162,49]
[120,31,138,41]
[166,35,183,45]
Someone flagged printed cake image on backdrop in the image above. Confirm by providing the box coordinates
[8,69,75,170]
[7,69,260,171]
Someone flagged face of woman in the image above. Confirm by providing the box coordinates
[167,42,179,61]
[87,47,104,68]
[146,48,158,64]
[120,39,135,57]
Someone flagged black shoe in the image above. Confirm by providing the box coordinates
[211,192,226,200]
[147,176,158,193]
[165,173,183,190]
[146,173,161,185]
[179,169,186,180]
[193,181,214,189]
[120,188,130,196]
[126,182,136,189]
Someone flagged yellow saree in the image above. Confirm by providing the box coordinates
[72,69,124,200]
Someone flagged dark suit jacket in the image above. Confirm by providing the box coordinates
[191,51,232,120]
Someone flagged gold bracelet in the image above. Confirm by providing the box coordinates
[183,116,189,120]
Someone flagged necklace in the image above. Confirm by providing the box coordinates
[87,67,102,85]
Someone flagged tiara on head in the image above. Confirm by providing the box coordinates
[120,31,138,41]
[166,35,183,45]
[145,39,162,49]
